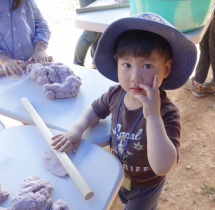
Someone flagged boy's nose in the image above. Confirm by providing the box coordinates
[131,69,142,83]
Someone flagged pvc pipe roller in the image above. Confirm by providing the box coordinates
[0,56,53,76]
[21,97,94,200]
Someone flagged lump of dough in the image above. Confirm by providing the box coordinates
[0,185,10,204]
[43,75,82,99]
[21,176,53,194]
[11,175,53,210]
[41,198,54,210]
[50,199,69,210]
[1,176,70,210]
[27,62,72,85]
[27,62,82,99]
[42,150,68,177]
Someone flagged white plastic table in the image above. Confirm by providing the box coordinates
[73,1,215,44]
[0,125,124,210]
[0,65,116,147]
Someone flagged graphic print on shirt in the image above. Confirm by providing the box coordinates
[112,124,144,162]
[133,141,144,151]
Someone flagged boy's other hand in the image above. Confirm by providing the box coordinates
[51,126,83,153]
[134,75,160,119]
[2,58,24,77]
[28,50,48,64]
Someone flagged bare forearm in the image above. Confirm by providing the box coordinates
[28,42,48,63]
[0,53,10,65]
[51,106,101,153]
[147,114,177,176]
[72,106,101,134]
[34,42,46,52]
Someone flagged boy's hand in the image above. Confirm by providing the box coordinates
[134,75,160,119]
[2,58,24,77]
[51,126,83,153]
[28,50,48,64]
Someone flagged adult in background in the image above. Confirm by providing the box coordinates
[184,11,215,97]
[73,0,102,68]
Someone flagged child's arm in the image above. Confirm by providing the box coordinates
[0,53,24,77]
[28,0,51,63]
[146,114,177,176]
[51,106,101,153]
[27,42,48,63]
[135,75,177,176]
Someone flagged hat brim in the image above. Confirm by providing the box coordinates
[94,13,197,90]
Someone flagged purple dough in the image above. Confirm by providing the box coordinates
[42,150,68,177]
[27,62,71,85]
[11,175,53,210]
[43,75,82,99]
[0,185,9,204]
[1,176,70,210]
[50,199,69,210]
[27,62,82,99]
[41,198,54,210]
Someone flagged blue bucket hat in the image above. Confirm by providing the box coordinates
[94,13,197,90]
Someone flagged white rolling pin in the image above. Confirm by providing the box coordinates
[0,56,53,76]
[21,97,94,200]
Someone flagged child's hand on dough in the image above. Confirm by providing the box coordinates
[51,126,82,153]
[28,50,48,64]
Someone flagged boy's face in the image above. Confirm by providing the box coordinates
[117,52,172,99]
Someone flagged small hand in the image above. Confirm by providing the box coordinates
[134,75,161,119]
[51,126,82,153]
[28,50,48,64]
[3,58,24,77]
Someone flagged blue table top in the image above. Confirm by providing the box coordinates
[0,65,117,147]
[0,126,124,210]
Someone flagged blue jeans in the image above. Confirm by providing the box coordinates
[73,30,101,66]
[194,11,215,83]
[118,177,166,210]
[73,0,102,66]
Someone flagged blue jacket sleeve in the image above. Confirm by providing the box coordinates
[0,48,6,54]
[30,0,51,48]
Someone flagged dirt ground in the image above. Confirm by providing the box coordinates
[1,1,215,209]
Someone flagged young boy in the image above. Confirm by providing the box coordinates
[51,13,197,210]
